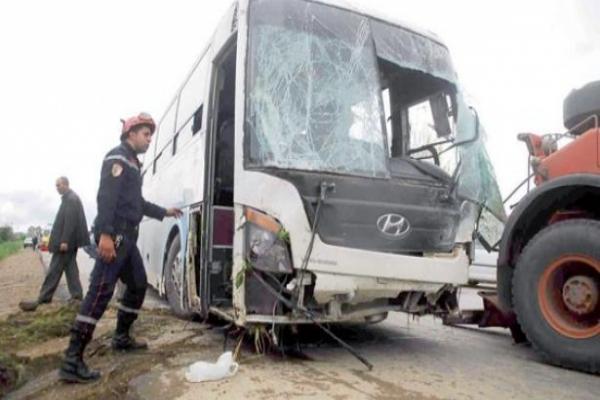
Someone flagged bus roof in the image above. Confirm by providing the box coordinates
[263,0,449,49]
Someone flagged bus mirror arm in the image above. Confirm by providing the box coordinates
[293,180,336,308]
[438,106,481,158]
[320,181,336,200]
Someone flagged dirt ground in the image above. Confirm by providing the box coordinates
[0,250,45,320]
[1,250,599,400]
[0,250,218,399]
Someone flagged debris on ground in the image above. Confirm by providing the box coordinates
[185,351,239,383]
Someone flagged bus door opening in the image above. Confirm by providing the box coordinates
[205,38,237,309]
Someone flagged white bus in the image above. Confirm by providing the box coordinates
[139,0,504,327]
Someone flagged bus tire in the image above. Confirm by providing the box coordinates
[164,233,194,319]
[512,219,600,373]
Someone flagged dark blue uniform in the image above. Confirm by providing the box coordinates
[74,141,165,337]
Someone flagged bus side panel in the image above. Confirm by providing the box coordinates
[139,174,163,288]
[139,35,214,292]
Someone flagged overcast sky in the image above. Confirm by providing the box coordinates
[1,0,599,232]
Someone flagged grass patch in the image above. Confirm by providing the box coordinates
[0,352,25,397]
[0,350,63,397]
[0,240,22,261]
[0,304,77,351]
[0,304,76,396]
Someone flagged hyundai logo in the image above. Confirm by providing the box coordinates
[377,213,410,239]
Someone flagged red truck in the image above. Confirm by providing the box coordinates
[497,81,600,373]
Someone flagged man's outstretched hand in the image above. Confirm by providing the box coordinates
[166,208,183,218]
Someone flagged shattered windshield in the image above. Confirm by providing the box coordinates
[245,0,506,240]
[246,0,388,178]
[370,17,506,238]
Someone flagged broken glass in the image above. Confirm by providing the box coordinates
[455,93,507,244]
[369,14,504,226]
[246,0,388,178]
[371,20,457,84]
[245,0,506,242]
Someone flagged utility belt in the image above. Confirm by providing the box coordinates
[94,221,139,249]
[114,220,139,237]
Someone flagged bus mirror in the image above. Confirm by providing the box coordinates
[454,106,480,147]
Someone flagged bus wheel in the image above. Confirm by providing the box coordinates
[165,233,193,319]
[513,219,600,373]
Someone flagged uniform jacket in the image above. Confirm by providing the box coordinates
[95,141,166,236]
[49,189,90,253]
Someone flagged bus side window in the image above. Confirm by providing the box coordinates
[173,108,199,156]
[178,51,208,134]
[157,102,177,153]
[192,104,203,135]
[172,133,179,156]
[153,152,162,175]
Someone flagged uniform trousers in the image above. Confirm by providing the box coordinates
[73,234,147,337]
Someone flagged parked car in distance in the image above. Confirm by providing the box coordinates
[23,237,34,249]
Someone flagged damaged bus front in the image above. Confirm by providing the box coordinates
[140,0,504,328]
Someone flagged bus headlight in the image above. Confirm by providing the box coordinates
[244,208,293,274]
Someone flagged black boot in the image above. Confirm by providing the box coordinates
[59,330,101,383]
[112,312,147,352]
[19,300,39,312]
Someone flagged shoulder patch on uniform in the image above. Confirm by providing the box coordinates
[112,163,123,177]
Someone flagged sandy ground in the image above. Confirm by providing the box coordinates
[1,250,599,400]
[0,249,46,320]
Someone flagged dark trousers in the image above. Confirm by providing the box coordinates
[73,234,147,336]
[38,250,83,303]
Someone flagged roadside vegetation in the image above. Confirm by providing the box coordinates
[0,225,24,261]
[0,240,23,261]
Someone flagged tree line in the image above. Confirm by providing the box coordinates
[0,226,24,243]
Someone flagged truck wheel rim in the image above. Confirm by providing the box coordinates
[538,255,600,339]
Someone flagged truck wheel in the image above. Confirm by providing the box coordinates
[165,233,194,319]
[513,219,600,373]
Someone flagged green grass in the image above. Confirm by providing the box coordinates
[0,304,77,350]
[0,304,77,396]
[0,241,22,261]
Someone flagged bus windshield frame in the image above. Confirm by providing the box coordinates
[244,0,460,179]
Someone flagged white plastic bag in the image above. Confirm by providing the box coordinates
[185,351,239,383]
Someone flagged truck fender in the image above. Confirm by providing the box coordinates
[497,173,600,309]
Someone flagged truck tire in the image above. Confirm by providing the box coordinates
[513,219,600,373]
[164,233,194,319]
[563,81,600,134]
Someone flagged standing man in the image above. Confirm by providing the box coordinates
[19,177,90,312]
[59,113,182,383]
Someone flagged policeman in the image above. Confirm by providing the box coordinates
[59,113,182,383]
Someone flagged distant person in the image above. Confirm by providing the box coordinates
[19,177,90,311]
[59,113,181,383]
[31,235,38,250]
